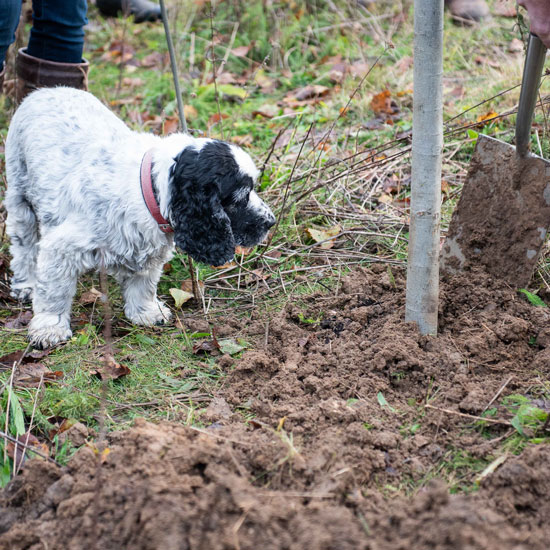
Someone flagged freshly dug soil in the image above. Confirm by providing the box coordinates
[1,266,550,550]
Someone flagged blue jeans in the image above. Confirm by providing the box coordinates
[0,0,87,66]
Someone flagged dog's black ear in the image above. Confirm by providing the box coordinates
[169,148,235,266]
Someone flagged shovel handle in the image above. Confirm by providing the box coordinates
[516,33,547,158]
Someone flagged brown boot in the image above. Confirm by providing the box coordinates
[446,0,489,23]
[16,48,89,103]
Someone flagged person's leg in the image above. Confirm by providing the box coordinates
[16,0,89,101]
[27,0,87,63]
[0,0,22,84]
[0,0,21,66]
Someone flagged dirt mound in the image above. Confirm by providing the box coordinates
[1,266,550,549]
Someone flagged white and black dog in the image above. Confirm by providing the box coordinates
[5,87,275,348]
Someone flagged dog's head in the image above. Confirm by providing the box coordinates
[168,140,276,266]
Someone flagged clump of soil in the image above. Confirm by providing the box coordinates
[2,266,550,549]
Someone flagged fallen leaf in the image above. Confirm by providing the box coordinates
[264,249,282,259]
[508,38,523,54]
[474,56,500,69]
[370,90,397,115]
[162,116,180,135]
[0,348,52,368]
[0,350,25,368]
[208,112,229,127]
[202,83,247,101]
[396,88,413,97]
[231,134,253,147]
[121,77,145,88]
[184,104,198,120]
[92,354,131,381]
[252,104,278,119]
[193,339,221,355]
[100,41,136,64]
[305,225,342,249]
[4,311,33,329]
[140,51,167,68]
[284,85,331,106]
[170,288,194,308]
[476,111,499,126]
[14,363,63,388]
[377,193,393,205]
[7,432,48,470]
[328,61,347,83]
[382,174,400,194]
[231,45,251,57]
[181,279,204,294]
[213,71,239,85]
[193,330,221,355]
[218,338,247,356]
[79,287,102,305]
[48,418,77,440]
[235,245,253,256]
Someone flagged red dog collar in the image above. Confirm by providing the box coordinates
[140,149,174,233]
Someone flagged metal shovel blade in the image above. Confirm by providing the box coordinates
[440,134,550,287]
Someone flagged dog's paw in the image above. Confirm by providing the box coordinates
[125,301,172,327]
[10,286,34,303]
[28,314,72,349]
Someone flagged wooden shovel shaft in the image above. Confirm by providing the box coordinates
[516,33,547,158]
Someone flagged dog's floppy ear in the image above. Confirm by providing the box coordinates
[168,147,235,266]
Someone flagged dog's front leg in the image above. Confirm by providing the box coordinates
[28,241,78,348]
[117,263,172,327]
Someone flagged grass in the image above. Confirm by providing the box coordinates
[0,0,549,489]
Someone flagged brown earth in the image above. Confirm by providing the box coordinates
[1,265,550,550]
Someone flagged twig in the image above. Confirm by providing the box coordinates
[425,403,512,426]
[219,21,239,73]
[0,429,60,466]
[208,1,224,139]
[188,256,200,302]
[115,0,131,98]
[259,117,295,182]
[481,376,514,414]
[260,121,314,255]
[159,0,188,133]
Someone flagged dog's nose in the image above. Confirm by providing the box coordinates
[265,211,276,229]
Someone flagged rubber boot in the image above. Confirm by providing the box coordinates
[16,48,89,103]
[96,0,161,23]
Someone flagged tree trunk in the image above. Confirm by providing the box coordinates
[405,0,443,335]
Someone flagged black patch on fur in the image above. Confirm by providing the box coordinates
[169,142,236,266]
[169,140,274,265]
